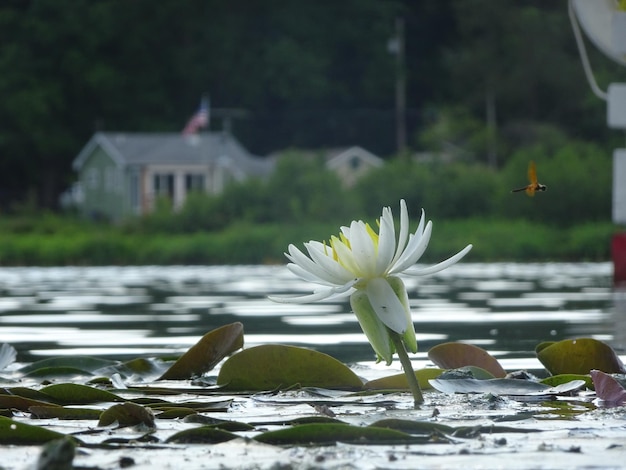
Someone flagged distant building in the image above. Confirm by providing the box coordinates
[267,145,384,188]
[323,146,384,187]
[71,131,271,221]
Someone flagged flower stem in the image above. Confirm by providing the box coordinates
[390,331,423,407]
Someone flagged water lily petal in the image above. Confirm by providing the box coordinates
[285,244,343,285]
[331,235,360,274]
[286,264,338,286]
[268,290,336,304]
[305,242,355,284]
[350,290,394,364]
[348,221,377,276]
[269,279,356,304]
[390,200,411,268]
[365,277,409,334]
[386,276,417,353]
[389,221,433,274]
[376,207,396,275]
[403,244,473,277]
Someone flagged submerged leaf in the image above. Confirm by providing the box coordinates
[428,342,506,378]
[98,402,155,429]
[536,338,626,376]
[363,368,444,390]
[158,322,244,380]
[217,344,363,391]
[590,370,626,404]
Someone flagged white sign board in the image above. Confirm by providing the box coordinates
[608,84,626,129]
[614,149,626,224]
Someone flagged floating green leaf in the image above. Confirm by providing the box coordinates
[428,342,506,378]
[23,366,96,378]
[216,344,363,391]
[370,418,455,435]
[0,394,59,412]
[363,368,444,390]
[40,383,124,405]
[19,356,117,375]
[0,416,70,445]
[370,418,541,435]
[254,423,425,445]
[29,406,102,420]
[158,322,244,380]
[166,426,239,444]
[98,402,155,429]
[540,374,593,390]
[536,338,626,376]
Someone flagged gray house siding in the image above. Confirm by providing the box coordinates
[72,132,272,221]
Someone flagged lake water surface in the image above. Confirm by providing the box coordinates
[0,263,619,375]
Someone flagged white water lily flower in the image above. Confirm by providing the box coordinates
[269,199,472,364]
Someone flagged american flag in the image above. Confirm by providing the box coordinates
[182,97,209,135]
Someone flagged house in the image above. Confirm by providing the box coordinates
[323,146,384,187]
[71,131,271,221]
[266,145,384,188]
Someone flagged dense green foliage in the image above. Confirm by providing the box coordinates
[1,0,625,209]
[0,143,617,265]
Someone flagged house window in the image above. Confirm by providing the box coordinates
[185,173,205,192]
[350,155,361,170]
[153,173,175,199]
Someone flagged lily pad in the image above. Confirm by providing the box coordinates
[40,383,124,405]
[427,342,506,378]
[217,344,363,391]
[371,418,541,436]
[254,422,424,445]
[540,374,593,390]
[98,402,156,429]
[29,406,103,420]
[19,356,117,375]
[363,368,444,390]
[0,416,70,445]
[536,338,626,375]
[166,426,239,444]
[590,370,626,404]
[158,322,244,380]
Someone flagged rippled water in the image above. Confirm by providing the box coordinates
[0,263,618,374]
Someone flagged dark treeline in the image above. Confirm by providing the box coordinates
[0,0,624,210]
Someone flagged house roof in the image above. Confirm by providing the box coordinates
[72,132,272,176]
[324,146,384,169]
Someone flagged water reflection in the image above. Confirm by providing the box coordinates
[0,263,615,372]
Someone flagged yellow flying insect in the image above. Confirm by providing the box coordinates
[511,160,547,197]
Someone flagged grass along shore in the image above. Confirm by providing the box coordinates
[0,217,619,266]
